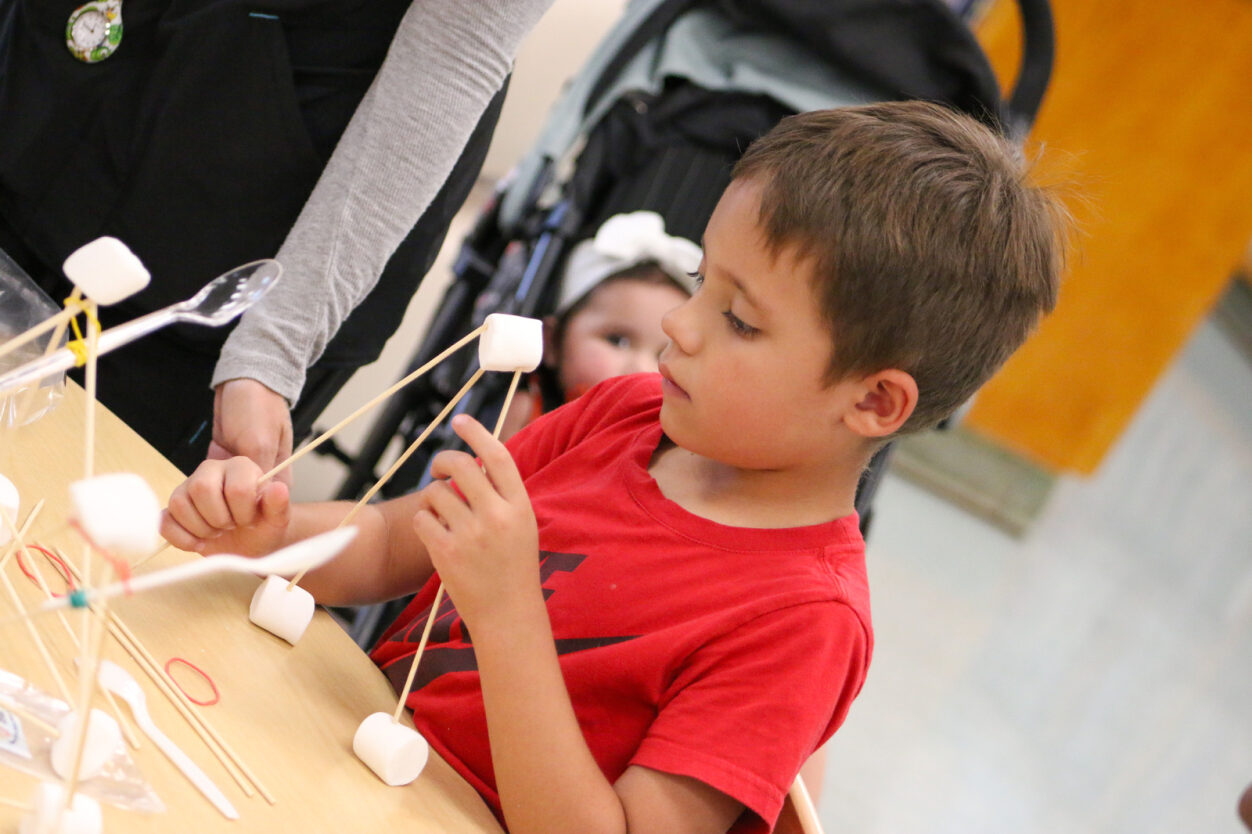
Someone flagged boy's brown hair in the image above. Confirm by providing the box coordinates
[733,101,1068,432]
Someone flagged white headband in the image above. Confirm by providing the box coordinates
[556,211,702,314]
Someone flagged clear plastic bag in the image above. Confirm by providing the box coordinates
[0,248,66,428]
[0,668,164,813]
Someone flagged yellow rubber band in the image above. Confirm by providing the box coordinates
[63,296,101,368]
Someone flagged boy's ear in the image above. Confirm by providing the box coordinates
[843,369,918,438]
[541,316,560,368]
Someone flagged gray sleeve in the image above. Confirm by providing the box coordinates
[211,0,554,405]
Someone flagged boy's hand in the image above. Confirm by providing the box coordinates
[413,414,541,629]
[161,457,291,557]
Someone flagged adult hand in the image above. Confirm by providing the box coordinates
[209,378,294,485]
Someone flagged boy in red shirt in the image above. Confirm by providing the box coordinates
[163,101,1068,834]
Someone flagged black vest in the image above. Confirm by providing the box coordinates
[0,0,411,356]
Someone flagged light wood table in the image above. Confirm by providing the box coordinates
[0,383,503,833]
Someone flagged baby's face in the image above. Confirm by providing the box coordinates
[556,278,689,400]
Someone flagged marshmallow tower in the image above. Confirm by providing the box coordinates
[50,709,123,781]
[18,783,103,834]
[61,237,150,306]
[478,314,543,373]
[352,711,430,786]
[68,473,161,559]
[248,576,316,644]
[0,472,17,546]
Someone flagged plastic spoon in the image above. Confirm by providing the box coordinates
[36,526,357,615]
[93,659,239,820]
[0,259,281,395]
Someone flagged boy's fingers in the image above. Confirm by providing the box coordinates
[222,458,264,527]
[258,481,290,528]
[185,469,235,531]
[159,509,203,553]
[420,480,472,528]
[165,485,219,540]
[450,414,525,500]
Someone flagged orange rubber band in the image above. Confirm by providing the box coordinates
[164,658,220,706]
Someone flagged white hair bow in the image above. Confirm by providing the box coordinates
[592,211,702,281]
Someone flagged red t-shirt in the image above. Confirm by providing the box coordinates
[372,373,872,831]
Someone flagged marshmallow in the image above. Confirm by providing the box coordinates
[353,712,430,786]
[249,575,316,644]
[68,473,161,559]
[478,314,543,373]
[0,472,18,546]
[19,783,103,834]
[51,708,123,781]
[62,237,150,306]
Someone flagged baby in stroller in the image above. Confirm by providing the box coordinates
[499,211,699,439]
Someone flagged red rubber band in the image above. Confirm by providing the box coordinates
[164,658,220,707]
[15,544,75,596]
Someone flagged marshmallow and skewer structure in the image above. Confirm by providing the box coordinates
[353,365,527,787]
[61,237,151,306]
[68,473,161,560]
[249,576,316,645]
[477,313,544,373]
[257,313,543,651]
[0,257,281,397]
[26,526,359,617]
[18,783,102,834]
[50,709,123,781]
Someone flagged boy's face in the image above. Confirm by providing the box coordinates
[658,179,859,470]
[554,277,689,402]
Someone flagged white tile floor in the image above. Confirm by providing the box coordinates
[822,318,1252,833]
[297,187,1252,834]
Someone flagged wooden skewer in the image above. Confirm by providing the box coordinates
[62,561,116,804]
[0,795,32,812]
[9,289,85,427]
[261,324,485,484]
[287,368,485,590]
[13,528,141,750]
[56,548,270,803]
[0,498,44,571]
[391,371,522,724]
[0,301,78,360]
[0,510,75,706]
[0,693,59,736]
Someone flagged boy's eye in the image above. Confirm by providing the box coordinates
[603,332,631,349]
[687,270,705,290]
[722,310,759,338]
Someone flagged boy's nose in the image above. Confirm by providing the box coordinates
[661,302,698,356]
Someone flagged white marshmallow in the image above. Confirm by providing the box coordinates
[62,237,150,306]
[248,575,316,644]
[353,712,430,786]
[51,708,123,781]
[0,472,18,546]
[68,473,161,559]
[478,313,543,373]
[19,782,103,834]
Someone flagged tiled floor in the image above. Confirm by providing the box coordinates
[821,318,1252,833]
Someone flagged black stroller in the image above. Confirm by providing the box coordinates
[320,0,1055,646]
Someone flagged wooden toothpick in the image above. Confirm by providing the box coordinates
[286,368,486,590]
[390,370,522,724]
[262,324,485,484]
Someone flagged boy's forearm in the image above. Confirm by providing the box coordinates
[287,495,432,606]
[472,596,629,834]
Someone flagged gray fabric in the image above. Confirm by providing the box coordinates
[211,0,554,405]
[499,2,890,232]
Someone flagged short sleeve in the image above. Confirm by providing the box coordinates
[631,601,870,831]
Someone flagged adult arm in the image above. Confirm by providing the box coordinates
[208,0,555,467]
